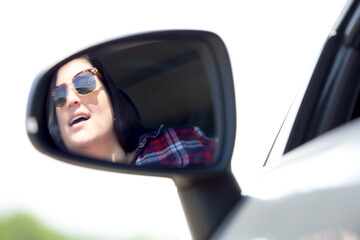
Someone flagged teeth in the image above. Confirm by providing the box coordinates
[70,115,89,126]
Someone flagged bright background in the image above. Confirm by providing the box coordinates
[0,1,348,239]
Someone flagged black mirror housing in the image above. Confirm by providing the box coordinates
[26,30,239,240]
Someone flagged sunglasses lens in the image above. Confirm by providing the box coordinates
[53,85,67,108]
[74,72,97,95]
[52,69,98,108]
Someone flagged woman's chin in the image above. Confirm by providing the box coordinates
[65,139,94,155]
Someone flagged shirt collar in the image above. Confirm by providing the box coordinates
[137,124,164,148]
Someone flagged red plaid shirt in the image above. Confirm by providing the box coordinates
[132,125,215,167]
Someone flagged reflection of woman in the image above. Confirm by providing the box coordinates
[48,56,215,167]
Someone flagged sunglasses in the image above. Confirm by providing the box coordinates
[52,68,100,108]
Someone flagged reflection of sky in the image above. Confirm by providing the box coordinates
[0,0,348,239]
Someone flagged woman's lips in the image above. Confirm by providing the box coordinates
[69,114,90,127]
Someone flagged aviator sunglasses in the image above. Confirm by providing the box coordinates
[52,68,101,108]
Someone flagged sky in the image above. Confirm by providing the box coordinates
[0,1,348,239]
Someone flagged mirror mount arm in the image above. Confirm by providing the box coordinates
[174,171,241,240]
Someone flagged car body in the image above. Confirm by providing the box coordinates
[24,0,360,240]
[213,119,360,239]
[212,1,360,238]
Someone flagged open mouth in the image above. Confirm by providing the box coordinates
[69,115,90,127]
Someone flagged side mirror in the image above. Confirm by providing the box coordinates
[27,30,236,175]
[26,30,239,239]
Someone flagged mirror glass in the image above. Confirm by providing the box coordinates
[47,38,218,168]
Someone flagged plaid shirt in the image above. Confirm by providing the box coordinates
[132,125,215,167]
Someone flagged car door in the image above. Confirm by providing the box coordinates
[212,0,360,239]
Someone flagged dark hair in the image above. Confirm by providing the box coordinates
[89,57,147,153]
[48,56,147,153]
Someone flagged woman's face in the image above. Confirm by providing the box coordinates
[55,58,118,156]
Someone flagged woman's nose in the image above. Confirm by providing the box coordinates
[66,88,81,107]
